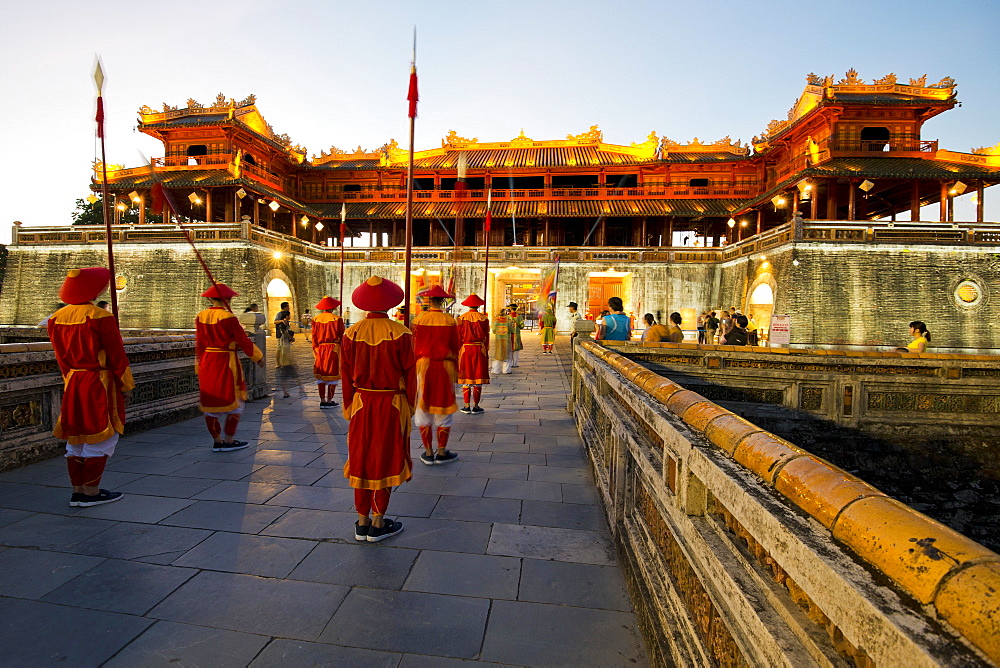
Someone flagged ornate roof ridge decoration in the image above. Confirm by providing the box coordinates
[510,129,534,145]
[566,125,603,143]
[661,135,748,156]
[972,142,1000,156]
[442,130,479,148]
[312,139,407,166]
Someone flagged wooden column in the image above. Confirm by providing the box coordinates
[543,217,550,246]
[640,216,648,246]
[939,182,948,222]
[205,190,212,223]
[597,218,607,246]
[253,200,259,227]
[792,190,800,220]
[138,195,146,225]
[368,219,373,247]
[910,181,921,222]
[666,217,673,247]
[826,179,839,220]
[756,209,762,235]
[809,189,818,219]
[848,181,857,221]
[977,181,985,223]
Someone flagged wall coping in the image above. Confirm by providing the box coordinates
[579,338,1000,662]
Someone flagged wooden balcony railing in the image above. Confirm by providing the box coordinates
[329,183,760,202]
[827,139,937,153]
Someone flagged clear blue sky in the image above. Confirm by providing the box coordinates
[1,0,998,243]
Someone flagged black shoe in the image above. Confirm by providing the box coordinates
[214,440,249,452]
[459,405,473,414]
[367,518,403,543]
[471,406,485,414]
[434,450,459,465]
[74,489,124,507]
[420,452,436,466]
[354,521,370,541]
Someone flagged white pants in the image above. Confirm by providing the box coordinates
[413,407,455,428]
[491,359,512,374]
[205,403,244,421]
[65,432,119,458]
[317,381,338,387]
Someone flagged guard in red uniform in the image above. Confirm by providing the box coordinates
[47,267,134,507]
[195,284,263,452]
[456,293,490,414]
[410,284,460,465]
[311,295,344,409]
[341,276,416,542]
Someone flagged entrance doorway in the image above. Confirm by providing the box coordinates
[747,282,774,343]
[491,267,540,326]
[266,278,292,334]
[408,269,444,317]
[587,272,632,320]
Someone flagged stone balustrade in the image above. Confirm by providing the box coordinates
[0,335,267,471]
[572,338,999,665]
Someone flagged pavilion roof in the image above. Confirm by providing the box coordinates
[803,157,1000,180]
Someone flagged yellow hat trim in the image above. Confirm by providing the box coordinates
[67,269,81,278]
[367,276,383,286]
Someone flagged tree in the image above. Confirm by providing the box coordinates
[70,197,161,225]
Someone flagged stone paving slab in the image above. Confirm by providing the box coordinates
[0,333,648,666]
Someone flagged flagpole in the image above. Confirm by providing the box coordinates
[94,59,119,320]
[483,189,492,309]
[403,28,418,327]
[339,203,346,316]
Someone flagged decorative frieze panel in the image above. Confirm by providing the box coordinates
[693,384,785,405]
[0,397,47,437]
[130,370,199,406]
[800,387,823,411]
[867,392,1000,414]
[722,358,936,377]
[0,360,60,380]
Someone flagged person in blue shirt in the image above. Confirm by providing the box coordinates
[596,297,631,341]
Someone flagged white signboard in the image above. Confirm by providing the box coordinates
[769,314,791,347]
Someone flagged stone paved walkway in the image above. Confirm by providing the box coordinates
[0,332,648,666]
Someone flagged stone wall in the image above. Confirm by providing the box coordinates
[572,340,999,665]
[715,242,1000,349]
[0,336,264,471]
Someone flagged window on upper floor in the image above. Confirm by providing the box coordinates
[243,153,257,165]
[604,174,637,187]
[186,144,208,156]
[860,127,890,151]
[689,178,710,188]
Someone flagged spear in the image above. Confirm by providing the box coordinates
[93,58,119,320]
[483,188,492,307]
[403,28,418,327]
[339,202,346,315]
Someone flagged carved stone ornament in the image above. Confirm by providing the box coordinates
[929,76,956,89]
[837,68,862,85]
[805,73,824,86]
[510,129,534,144]
[909,74,928,87]
[444,130,478,146]
[566,125,603,142]
[972,142,1000,156]
[162,102,179,112]
[874,73,897,85]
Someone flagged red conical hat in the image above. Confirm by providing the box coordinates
[315,295,341,310]
[201,283,239,300]
[419,284,453,299]
[461,294,486,308]
[59,267,111,305]
[352,275,404,312]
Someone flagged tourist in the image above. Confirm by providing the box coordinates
[696,311,707,344]
[311,296,344,409]
[747,315,759,346]
[274,303,296,398]
[903,321,931,353]
[726,315,750,346]
[195,283,264,452]
[96,300,111,312]
[641,313,670,343]
[596,297,631,341]
[705,310,719,345]
[47,267,133,507]
[341,276,415,542]
[37,302,66,327]
[718,310,732,343]
[457,293,490,414]
[410,284,460,466]
[540,306,557,353]
[508,303,524,367]
[666,312,684,343]
[301,308,313,342]
[566,301,583,341]
[491,308,512,374]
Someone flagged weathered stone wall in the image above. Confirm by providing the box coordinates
[715,242,1000,349]
[572,340,999,665]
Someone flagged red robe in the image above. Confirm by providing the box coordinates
[457,310,490,385]
[311,312,345,381]
[341,313,416,490]
[195,307,263,413]
[410,308,460,415]
[48,304,134,445]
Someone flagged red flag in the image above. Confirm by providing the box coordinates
[95,96,105,138]
[407,67,419,119]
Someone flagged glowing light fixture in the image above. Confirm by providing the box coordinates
[740,220,748,227]
[116,202,127,211]
[951,181,967,195]
[86,194,99,205]
[300,215,310,227]
[272,251,283,260]
[188,192,202,205]
[859,180,874,192]
[727,218,736,228]
[128,191,140,203]
[771,195,786,208]
[236,188,247,199]
[315,221,324,231]
[269,200,280,212]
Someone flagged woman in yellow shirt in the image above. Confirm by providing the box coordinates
[905,321,930,353]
